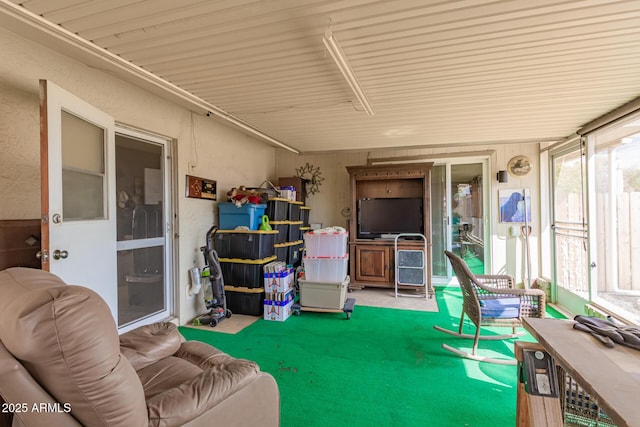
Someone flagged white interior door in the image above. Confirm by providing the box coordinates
[40,80,117,320]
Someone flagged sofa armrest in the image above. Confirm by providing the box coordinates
[120,322,183,371]
[146,357,260,427]
[0,341,82,427]
[180,373,280,427]
[174,341,237,369]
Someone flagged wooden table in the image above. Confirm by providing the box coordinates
[523,317,640,427]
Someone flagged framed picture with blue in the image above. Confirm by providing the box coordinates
[499,189,531,223]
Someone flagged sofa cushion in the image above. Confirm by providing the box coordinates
[0,268,148,427]
[136,356,203,399]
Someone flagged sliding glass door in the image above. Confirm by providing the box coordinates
[451,164,485,275]
[589,121,640,323]
[550,114,640,324]
[432,160,487,283]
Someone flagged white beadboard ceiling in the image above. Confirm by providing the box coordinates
[5,0,640,153]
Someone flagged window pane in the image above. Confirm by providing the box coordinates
[115,136,164,241]
[61,111,105,220]
[62,169,104,220]
[62,111,104,173]
[593,130,640,322]
[117,246,165,327]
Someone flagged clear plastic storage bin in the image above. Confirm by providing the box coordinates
[302,254,348,282]
[303,230,348,257]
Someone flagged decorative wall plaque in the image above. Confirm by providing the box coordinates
[186,175,217,200]
[507,156,532,177]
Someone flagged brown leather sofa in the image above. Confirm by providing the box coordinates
[0,267,280,426]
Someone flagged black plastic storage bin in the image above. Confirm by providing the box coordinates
[300,206,311,225]
[299,226,311,241]
[274,241,303,265]
[287,201,303,221]
[288,221,302,242]
[273,242,289,264]
[213,230,277,259]
[266,198,289,221]
[224,286,264,316]
[269,220,289,244]
[219,255,277,288]
[288,240,304,266]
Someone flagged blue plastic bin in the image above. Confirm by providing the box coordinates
[218,203,267,230]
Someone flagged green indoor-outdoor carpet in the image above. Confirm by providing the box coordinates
[179,287,563,427]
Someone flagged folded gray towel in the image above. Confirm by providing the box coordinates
[573,315,640,351]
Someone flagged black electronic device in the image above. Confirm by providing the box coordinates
[520,349,559,398]
[357,197,423,239]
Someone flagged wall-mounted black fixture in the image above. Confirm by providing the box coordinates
[497,170,508,183]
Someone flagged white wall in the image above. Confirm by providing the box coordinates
[0,28,276,324]
[276,143,541,284]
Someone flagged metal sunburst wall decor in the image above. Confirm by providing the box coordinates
[295,162,324,195]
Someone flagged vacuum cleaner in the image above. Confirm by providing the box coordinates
[192,225,232,327]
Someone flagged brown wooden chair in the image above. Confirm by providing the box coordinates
[434,250,546,365]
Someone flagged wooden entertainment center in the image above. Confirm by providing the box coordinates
[346,163,433,291]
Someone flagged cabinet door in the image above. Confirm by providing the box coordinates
[355,245,390,283]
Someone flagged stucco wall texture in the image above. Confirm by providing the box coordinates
[0,28,276,325]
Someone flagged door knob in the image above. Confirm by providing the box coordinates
[52,213,62,224]
[36,250,49,262]
[53,249,69,260]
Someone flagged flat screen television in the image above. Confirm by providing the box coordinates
[357,197,423,239]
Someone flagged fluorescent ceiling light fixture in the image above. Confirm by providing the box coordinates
[323,29,375,116]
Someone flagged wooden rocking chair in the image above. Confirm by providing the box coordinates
[434,251,546,365]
